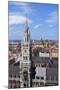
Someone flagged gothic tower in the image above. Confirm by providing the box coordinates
[20,18,31,88]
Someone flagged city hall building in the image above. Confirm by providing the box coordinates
[8,20,58,88]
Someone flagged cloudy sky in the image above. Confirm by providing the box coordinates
[8,1,58,40]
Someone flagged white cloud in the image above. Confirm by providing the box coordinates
[9,14,32,25]
[34,24,42,29]
[45,11,58,25]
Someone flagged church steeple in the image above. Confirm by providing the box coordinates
[24,16,30,42]
[20,14,31,88]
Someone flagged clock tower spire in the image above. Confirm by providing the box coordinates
[20,14,31,88]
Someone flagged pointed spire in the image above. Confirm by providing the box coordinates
[24,13,29,32]
[24,13,30,42]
